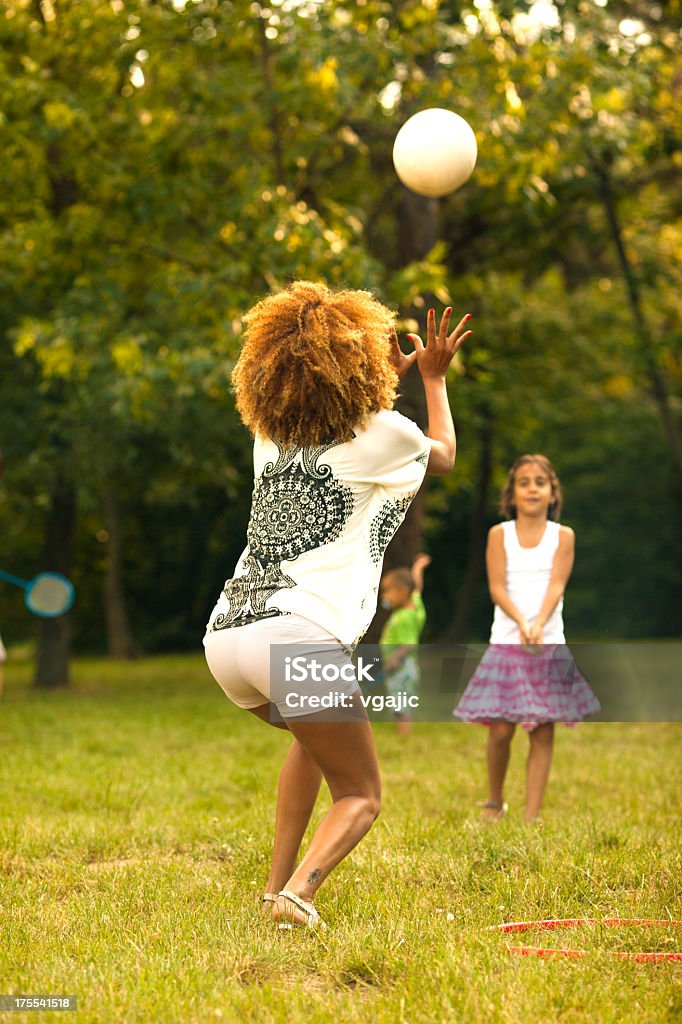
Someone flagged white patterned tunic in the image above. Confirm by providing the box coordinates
[204,410,431,650]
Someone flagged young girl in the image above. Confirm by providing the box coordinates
[453,455,600,823]
[203,281,472,927]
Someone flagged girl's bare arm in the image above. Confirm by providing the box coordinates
[529,527,575,642]
[486,525,532,642]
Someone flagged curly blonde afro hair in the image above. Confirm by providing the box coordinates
[231,280,399,447]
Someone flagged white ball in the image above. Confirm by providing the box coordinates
[392,108,478,198]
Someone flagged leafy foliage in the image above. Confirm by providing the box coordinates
[0,0,679,653]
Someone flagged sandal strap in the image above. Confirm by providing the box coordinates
[277,889,327,930]
[262,892,279,904]
[277,889,318,919]
[479,801,509,820]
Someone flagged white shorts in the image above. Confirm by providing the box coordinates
[203,613,360,719]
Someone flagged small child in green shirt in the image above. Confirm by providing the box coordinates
[379,553,431,737]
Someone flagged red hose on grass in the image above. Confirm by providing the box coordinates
[495,918,682,962]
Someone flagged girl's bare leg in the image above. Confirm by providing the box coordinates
[525,722,554,821]
[396,714,412,738]
[484,722,515,818]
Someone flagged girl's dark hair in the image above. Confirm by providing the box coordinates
[499,454,563,521]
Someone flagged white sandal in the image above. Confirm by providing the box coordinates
[476,800,509,821]
[260,892,278,915]
[275,889,326,931]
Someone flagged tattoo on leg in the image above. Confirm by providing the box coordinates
[307,868,322,885]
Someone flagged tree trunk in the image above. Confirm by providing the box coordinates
[445,405,494,642]
[34,474,75,688]
[595,161,682,475]
[392,184,440,569]
[102,488,138,660]
[361,188,439,643]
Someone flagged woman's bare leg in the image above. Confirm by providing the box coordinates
[483,722,515,818]
[265,737,323,892]
[247,704,322,906]
[268,695,381,922]
[525,722,554,821]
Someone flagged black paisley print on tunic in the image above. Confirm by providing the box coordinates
[368,495,416,566]
[210,438,355,630]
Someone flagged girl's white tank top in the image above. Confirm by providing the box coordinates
[489,519,565,643]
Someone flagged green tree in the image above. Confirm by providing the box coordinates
[1,0,679,682]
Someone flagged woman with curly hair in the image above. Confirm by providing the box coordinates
[203,280,471,928]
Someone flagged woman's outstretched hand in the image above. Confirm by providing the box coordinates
[406,307,472,380]
[388,327,418,378]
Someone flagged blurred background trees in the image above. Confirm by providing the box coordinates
[0,0,679,683]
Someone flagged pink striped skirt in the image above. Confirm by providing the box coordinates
[452,644,601,732]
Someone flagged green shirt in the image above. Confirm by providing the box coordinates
[379,592,426,650]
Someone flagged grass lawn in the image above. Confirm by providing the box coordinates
[1,653,680,1023]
